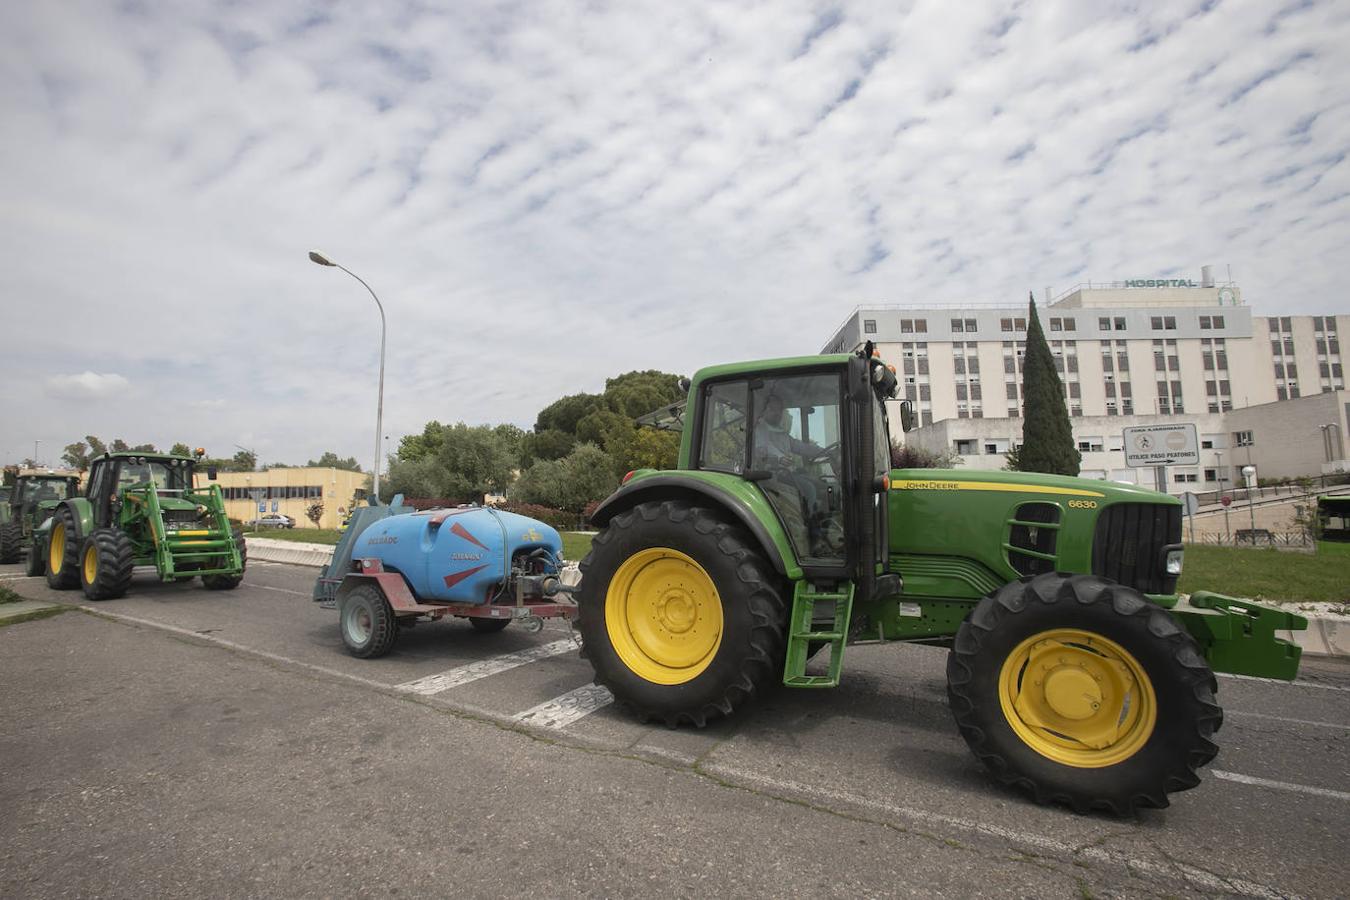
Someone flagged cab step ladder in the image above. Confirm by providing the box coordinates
[783,581,854,688]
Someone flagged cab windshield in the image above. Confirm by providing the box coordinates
[118,461,193,492]
[22,479,74,503]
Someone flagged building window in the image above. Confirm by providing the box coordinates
[1151,316,1163,330]
[900,319,914,333]
[951,319,963,333]
[1173,472,1198,483]
[1114,317,1126,330]
[863,319,876,334]
[1049,318,1062,331]
[1099,317,1111,331]
[915,319,927,333]
[965,318,977,332]
[1233,430,1253,447]
[1001,318,1013,332]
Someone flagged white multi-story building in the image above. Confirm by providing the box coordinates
[822,269,1348,487]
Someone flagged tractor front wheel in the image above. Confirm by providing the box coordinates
[25,539,46,577]
[45,506,82,590]
[202,528,246,591]
[577,500,787,728]
[80,529,135,601]
[946,572,1221,815]
[0,522,21,563]
[339,585,399,658]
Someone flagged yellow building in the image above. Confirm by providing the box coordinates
[214,467,369,529]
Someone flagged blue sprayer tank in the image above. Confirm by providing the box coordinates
[349,506,564,603]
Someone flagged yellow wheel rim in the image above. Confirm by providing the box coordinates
[605,547,723,685]
[998,628,1157,768]
[50,522,66,573]
[83,543,98,584]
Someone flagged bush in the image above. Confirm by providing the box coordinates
[496,501,578,531]
[891,443,963,469]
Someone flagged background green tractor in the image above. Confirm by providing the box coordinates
[0,471,83,576]
[41,451,245,600]
[576,344,1305,814]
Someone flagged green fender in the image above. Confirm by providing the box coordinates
[36,497,95,541]
[590,469,803,581]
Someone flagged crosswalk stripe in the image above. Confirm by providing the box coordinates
[513,684,614,729]
[395,639,576,695]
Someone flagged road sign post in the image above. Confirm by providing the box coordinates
[1123,424,1199,497]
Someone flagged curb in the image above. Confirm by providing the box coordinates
[0,599,68,627]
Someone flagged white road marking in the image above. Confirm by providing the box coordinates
[1219,672,1350,693]
[1212,769,1350,802]
[395,640,576,695]
[513,684,613,729]
[0,573,33,581]
[704,766,1289,899]
[252,584,310,597]
[1227,710,1350,730]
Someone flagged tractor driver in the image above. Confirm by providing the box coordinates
[752,394,831,551]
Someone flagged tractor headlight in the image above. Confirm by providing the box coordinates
[1165,549,1184,576]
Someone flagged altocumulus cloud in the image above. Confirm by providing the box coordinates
[1,0,1348,465]
[45,372,132,400]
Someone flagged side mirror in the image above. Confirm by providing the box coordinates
[898,400,916,433]
[206,466,218,481]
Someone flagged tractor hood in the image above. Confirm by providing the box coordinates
[889,468,1181,506]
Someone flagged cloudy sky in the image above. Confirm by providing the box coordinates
[2,0,1348,468]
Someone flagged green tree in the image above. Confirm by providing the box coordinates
[232,449,258,472]
[535,393,605,434]
[515,444,618,511]
[1012,294,1080,476]
[520,428,576,467]
[386,423,519,500]
[110,439,130,452]
[397,421,448,462]
[129,443,158,453]
[306,501,324,529]
[169,443,194,458]
[61,441,90,470]
[307,451,363,471]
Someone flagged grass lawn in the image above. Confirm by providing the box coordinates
[1178,543,1350,605]
[244,528,342,545]
[562,532,595,562]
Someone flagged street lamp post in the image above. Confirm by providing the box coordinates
[308,250,386,504]
[1242,465,1257,541]
[33,439,41,467]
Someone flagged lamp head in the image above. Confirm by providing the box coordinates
[308,250,336,267]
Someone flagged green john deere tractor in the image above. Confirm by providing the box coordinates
[577,345,1305,814]
[41,450,245,600]
[0,471,83,576]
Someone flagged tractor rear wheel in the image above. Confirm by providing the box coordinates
[469,616,511,633]
[946,572,1221,815]
[577,500,788,727]
[0,522,21,563]
[202,528,246,590]
[45,506,82,590]
[25,539,46,577]
[339,584,399,658]
[80,529,135,601]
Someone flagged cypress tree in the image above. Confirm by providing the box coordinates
[1014,293,1081,475]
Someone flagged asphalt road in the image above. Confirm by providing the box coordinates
[2,559,1347,898]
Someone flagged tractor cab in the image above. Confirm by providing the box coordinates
[84,454,199,530]
[684,345,902,601]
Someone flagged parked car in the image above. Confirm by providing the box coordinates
[250,513,295,529]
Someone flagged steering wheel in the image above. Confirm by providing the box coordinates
[805,441,840,465]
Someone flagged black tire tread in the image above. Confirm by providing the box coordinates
[0,521,21,563]
[25,538,45,577]
[469,616,511,633]
[81,528,135,601]
[946,572,1222,816]
[341,585,399,658]
[202,528,246,590]
[577,500,787,728]
[45,505,82,590]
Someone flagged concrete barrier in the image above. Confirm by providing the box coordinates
[1284,614,1350,658]
[246,537,335,569]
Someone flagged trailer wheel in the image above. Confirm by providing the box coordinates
[577,500,787,727]
[25,539,46,577]
[45,506,82,590]
[339,585,399,658]
[469,616,511,633]
[0,522,21,563]
[946,572,1221,815]
[80,529,135,601]
[202,528,246,590]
